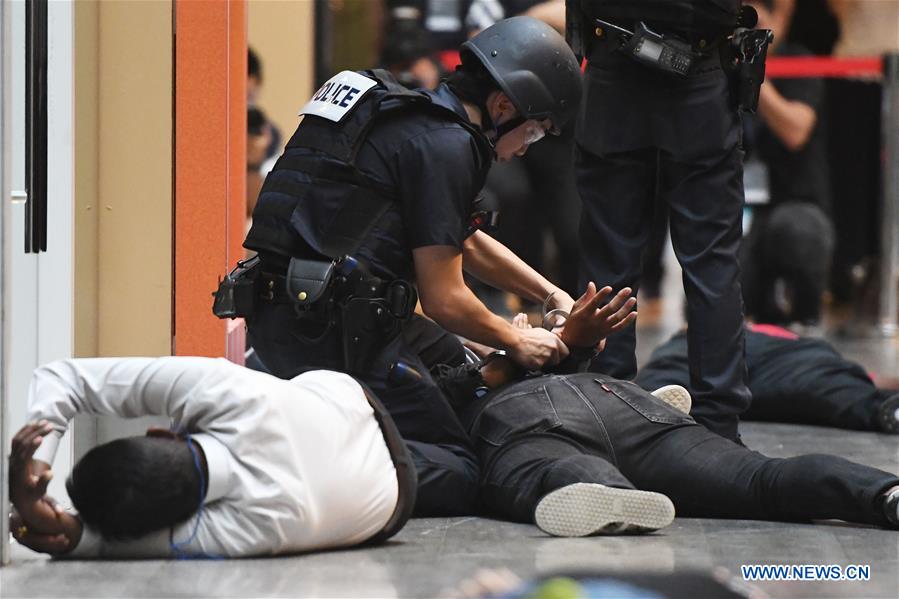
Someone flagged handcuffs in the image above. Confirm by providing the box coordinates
[542,291,570,331]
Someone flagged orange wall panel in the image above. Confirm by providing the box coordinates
[174,0,246,357]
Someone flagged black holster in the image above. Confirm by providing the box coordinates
[212,256,261,319]
[341,279,417,374]
[727,28,773,113]
[278,255,418,374]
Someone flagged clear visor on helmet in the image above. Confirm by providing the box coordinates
[523,121,547,145]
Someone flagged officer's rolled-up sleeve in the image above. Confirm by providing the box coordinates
[395,127,482,249]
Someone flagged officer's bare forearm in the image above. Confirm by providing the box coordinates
[523,0,565,33]
[424,284,521,351]
[415,244,521,350]
[462,231,559,304]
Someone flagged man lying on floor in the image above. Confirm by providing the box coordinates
[430,284,899,537]
[636,201,899,435]
[8,357,415,558]
[636,324,899,434]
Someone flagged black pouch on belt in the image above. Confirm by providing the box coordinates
[212,256,261,319]
[285,257,336,310]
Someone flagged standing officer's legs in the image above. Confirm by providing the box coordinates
[663,142,750,442]
[577,147,658,379]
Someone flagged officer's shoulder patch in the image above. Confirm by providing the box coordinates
[298,71,378,123]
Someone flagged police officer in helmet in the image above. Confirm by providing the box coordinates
[238,17,584,515]
[568,0,761,443]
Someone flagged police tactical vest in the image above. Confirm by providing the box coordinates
[244,70,493,263]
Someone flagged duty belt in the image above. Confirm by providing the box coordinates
[588,18,727,76]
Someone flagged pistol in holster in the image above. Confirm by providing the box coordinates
[728,28,774,113]
[212,256,261,319]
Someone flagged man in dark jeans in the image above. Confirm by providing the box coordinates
[636,325,899,435]
[462,371,899,537]
[429,286,899,537]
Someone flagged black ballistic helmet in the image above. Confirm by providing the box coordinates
[460,16,582,131]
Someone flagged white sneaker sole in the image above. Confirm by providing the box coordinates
[534,483,675,537]
[651,384,692,415]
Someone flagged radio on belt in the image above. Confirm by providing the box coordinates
[596,19,695,77]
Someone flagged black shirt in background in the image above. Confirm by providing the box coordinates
[752,43,831,212]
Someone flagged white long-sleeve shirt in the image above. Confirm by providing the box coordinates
[27,357,398,558]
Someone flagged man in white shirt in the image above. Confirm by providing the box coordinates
[8,357,415,558]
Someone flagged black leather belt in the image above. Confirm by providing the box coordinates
[258,270,292,304]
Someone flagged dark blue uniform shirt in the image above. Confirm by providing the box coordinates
[348,83,487,281]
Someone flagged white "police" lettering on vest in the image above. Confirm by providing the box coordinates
[298,71,378,123]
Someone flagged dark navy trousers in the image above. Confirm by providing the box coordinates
[576,41,751,442]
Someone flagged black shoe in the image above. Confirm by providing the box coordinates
[882,486,899,528]
[878,394,899,434]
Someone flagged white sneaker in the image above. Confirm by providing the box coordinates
[651,384,692,415]
[534,483,675,537]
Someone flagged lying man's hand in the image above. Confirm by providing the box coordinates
[557,283,637,350]
[9,421,82,554]
[545,288,575,316]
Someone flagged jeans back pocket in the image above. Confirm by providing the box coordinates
[474,384,562,447]
[594,378,694,426]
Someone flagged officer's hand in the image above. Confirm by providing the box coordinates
[509,327,569,370]
[559,283,637,349]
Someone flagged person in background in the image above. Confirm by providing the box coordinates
[745,0,831,213]
[386,0,474,52]
[380,16,444,90]
[826,0,899,306]
[247,47,282,223]
[467,0,565,34]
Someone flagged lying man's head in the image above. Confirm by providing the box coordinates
[66,431,205,540]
